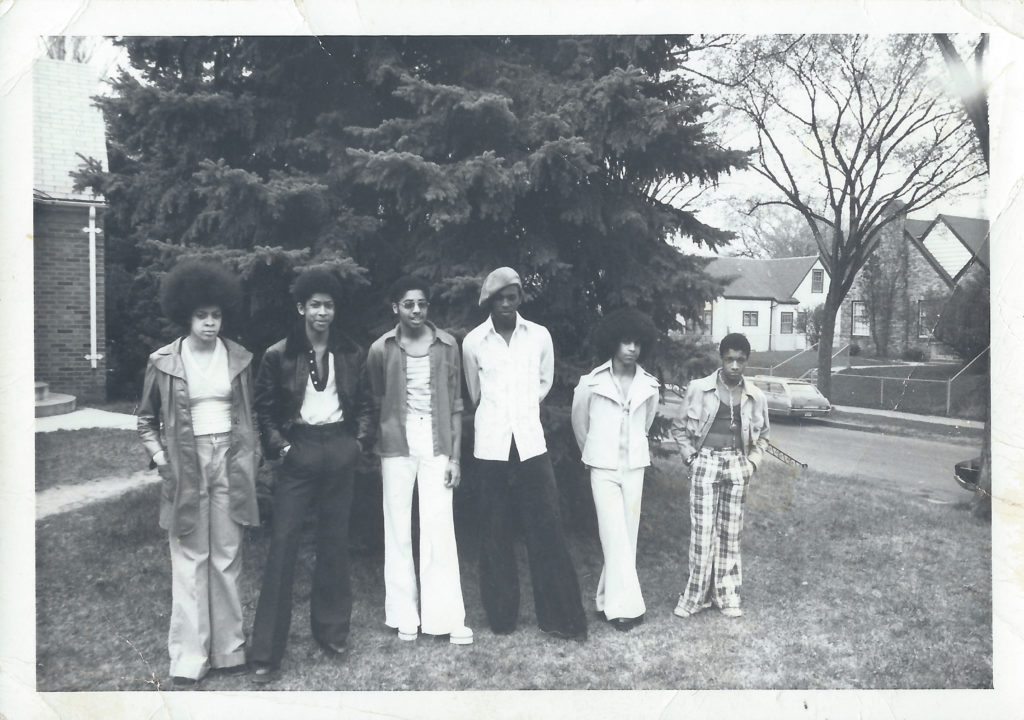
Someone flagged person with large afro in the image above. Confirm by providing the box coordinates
[137,259,260,688]
[570,308,660,632]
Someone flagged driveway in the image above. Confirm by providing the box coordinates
[768,420,980,505]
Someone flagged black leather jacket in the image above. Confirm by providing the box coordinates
[254,324,377,459]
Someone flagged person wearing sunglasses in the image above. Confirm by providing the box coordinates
[366,277,473,646]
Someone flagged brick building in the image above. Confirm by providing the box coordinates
[839,209,989,359]
[34,58,109,405]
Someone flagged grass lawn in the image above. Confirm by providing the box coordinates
[36,450,992,691]
[35,428,148,492]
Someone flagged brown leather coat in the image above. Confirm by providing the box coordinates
[137,337,260,537]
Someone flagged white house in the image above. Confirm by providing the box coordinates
[694,255,830,352]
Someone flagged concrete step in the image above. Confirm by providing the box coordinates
[35,381,48,401]
[35,392,77,418]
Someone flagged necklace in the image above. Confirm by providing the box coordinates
[720,372,739,430]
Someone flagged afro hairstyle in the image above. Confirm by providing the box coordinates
[160,259,243,328]
[719,332,751,358]
[292,266,344,306]
[388,275,432,304]
[591,308,658,364]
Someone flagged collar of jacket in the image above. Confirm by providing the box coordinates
[583,359,660,407]
[150,337,252,381]
[284,321,360,357]
[691,369,755,399]
[381,320,457,348]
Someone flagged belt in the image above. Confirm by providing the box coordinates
[700,446,742,454]
[289,421,347,437]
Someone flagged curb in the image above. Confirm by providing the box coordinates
[814,415,983,442]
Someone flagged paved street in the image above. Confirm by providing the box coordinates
[768,420,980,505]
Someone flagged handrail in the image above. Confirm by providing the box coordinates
[770,342,818,370]
[949,346,988,383]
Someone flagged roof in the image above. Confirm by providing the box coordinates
[938,214,989,271]
[903,218,932,241]
[33,58,108,203]
[905,213,989,281]
[705,255,820,303]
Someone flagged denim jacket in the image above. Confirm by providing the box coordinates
[672,370,770,469]
[366,322,463,458]
[571,360,660,471]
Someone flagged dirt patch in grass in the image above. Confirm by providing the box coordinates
[35,455,991,691]
[35,428,149,492]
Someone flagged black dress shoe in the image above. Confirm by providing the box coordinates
[541,627,588,642]
[317,638,348,657]
[250,664,279,685]
[171,676,200,689]
[611,615,645,632]
[217,663,249,677]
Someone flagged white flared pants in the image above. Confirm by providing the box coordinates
[591,466,646,621]
[381,414,467,635]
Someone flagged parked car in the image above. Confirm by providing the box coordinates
[749,375,832,419]
[954,457,982,491]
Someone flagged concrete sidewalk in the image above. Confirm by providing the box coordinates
[35,408,136,433]
[37,470,159,521]
[822,404,984,440]
[830,404,983,429]
[35,408,147,519]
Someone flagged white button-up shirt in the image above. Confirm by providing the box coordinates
[462,313,553,461]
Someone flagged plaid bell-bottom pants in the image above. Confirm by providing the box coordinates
[678,447,751,614]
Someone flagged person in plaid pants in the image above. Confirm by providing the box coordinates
[671,333,769,619]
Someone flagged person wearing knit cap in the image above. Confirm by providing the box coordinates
[462,267,588,641]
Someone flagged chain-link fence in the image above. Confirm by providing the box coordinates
[830,350,988,419]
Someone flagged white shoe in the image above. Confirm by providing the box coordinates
[397,626,418,641]
[449,626,474,645]
[673,597,695,618]
[720,606,743,618]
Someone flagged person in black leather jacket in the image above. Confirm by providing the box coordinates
[248,266,376,684]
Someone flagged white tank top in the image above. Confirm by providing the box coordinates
[182,338,232,436]
[405,354,431,415]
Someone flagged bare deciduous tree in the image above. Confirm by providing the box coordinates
[42,37,99,64]
[710,34,987,398]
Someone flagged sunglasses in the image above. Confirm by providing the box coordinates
[398,300,430,310]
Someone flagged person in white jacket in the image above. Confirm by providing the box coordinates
[570,309,660,631]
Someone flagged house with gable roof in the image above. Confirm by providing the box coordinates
[839,212,989,359]
[34,57,110,411]
[694,255,831,352]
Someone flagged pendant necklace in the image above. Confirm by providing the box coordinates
[728,386,736,430]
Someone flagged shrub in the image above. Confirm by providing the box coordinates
[849,343,861,356]
[901,347,927,362]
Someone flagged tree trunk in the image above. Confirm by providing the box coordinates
[816,288,842,400]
